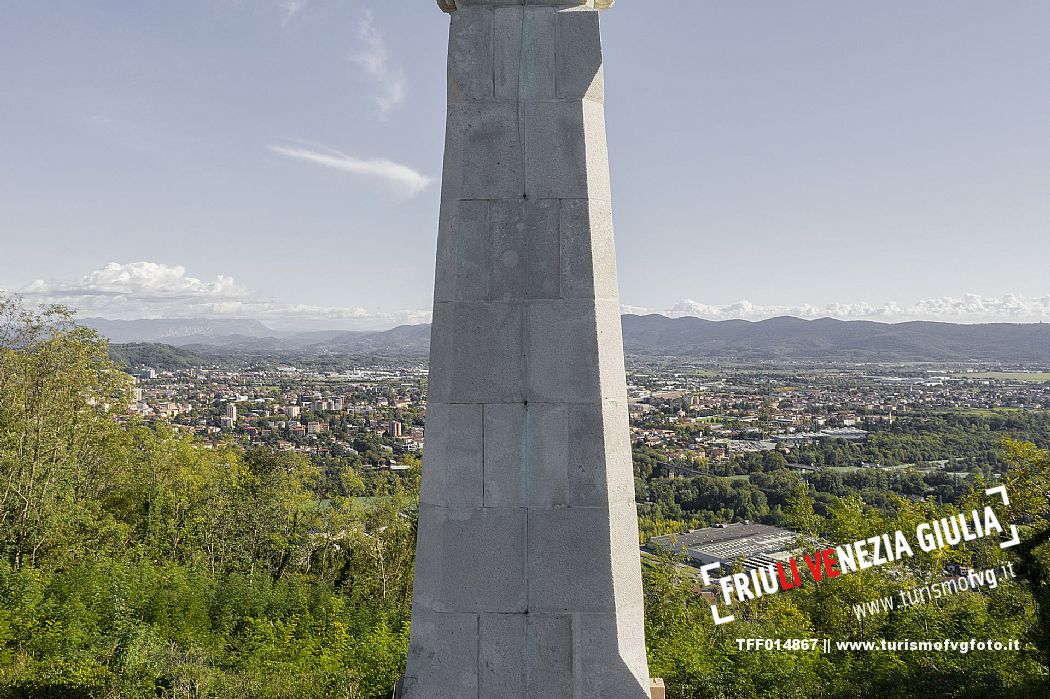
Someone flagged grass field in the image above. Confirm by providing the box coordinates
[954,372,1050,382]
[946,408,1030,417]
[822,464,915,473]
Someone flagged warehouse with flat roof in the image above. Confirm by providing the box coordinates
[648,523,798,573]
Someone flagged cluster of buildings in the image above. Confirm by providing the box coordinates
[625,363,1050,464]
[123,358,1050,475]
[126,362,427,463]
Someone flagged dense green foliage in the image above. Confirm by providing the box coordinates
[644,441,1050,698]
[1,300,414,698]
[633,410,1050,526]
[792,411,1050,470]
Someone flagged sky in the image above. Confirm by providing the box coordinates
[2,0,1049,329]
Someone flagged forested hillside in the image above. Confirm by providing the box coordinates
[108,343,217,371]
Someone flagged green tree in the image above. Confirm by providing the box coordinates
[0,299,131,570]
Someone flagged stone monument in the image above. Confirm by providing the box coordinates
[402,1,652,696]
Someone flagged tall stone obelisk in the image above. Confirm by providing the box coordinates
[404,1,651,697]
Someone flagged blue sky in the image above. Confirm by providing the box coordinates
[2,1,1048,329]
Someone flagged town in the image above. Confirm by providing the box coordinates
[123,353,1050,524]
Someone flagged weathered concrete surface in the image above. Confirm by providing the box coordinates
[404,2,650,697]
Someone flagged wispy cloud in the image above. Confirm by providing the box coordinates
[622,294,1050,324]
[276,0,307,26]
[349,9,407,116]
[19,262,430,331]
[267,143,433,196]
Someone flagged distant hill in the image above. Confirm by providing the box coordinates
[108,343,215,370]
[84,318,275,344]
[308,324,433,355]
[88,315,1050,363]
[620,315,1050,362]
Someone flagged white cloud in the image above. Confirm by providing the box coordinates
[622,294,1050,324]
[17,263,1050,331]
[267,143,433,196]
[349,9,407,116]
[25,262,247,300]
[18,262,429,331]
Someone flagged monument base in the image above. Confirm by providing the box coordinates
[393,675,666,698]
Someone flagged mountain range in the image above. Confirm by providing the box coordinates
[86,315,1050,364]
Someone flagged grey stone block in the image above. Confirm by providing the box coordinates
[489,198,527,301]
[494,7,523,100]
[556,9,604,102]
[402,607,479,699]
[521,7,556,99]
[414,504,527,613]
[595,298,629,401]
[527,506,613,614]
[526,402,569,507]
[429,301,526,403]
[581,98,612,202]
[527,502,642,614]
[597,400,636,506]
[435,199,531,304]
[585,199,619,299]
[574,608,651,699]
[557,198,592,300]
[425,301,454,403]
[525,401,632,508]
[524,100,588,199]
[434,199,489,303]
[565,403,605,507]
[447,101,524,199]
[526,614,574,698]
[449,7,494,102]
[484,403,527,507]
[525,298,602,403]
[560,199,619,301]
[606,501,646,606]
[480,613,527,698]
[525,198,561,299]
[420,403,484,507]
[432,203,456,303]
[524,99,610,201]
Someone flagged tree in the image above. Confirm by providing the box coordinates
[0,298,131,569]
